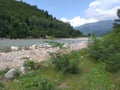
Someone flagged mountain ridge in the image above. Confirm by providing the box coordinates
[75,20,114,36]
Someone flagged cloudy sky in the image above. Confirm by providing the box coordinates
[19,0,120,27]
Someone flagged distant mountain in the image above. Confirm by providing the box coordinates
[75,20,114,36]
[0,0,82,38]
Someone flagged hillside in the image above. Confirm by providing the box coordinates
[0,0,82,38]
[75,20,114,36]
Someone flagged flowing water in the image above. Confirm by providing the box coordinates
[0,38,88,50]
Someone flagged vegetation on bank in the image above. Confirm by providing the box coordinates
[88,9,120,72]
[0,2,120,90]
[0,0,82,39]
[0,49,119,90]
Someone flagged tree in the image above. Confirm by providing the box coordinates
[89,9,120,72]
[114,9,120,28]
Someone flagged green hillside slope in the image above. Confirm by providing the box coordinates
[0,0,82,38]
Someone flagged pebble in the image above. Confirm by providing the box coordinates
[0,43,87,70]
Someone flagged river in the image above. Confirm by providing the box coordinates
[0,38,88,50]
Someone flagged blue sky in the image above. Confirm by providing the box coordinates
[19,0,120,27]
[20,0,93,19]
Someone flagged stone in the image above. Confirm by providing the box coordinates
[11,46,19,51]
[5,69,15,79]
[19,66,25,74]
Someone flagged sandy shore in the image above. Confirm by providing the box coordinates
[0,42,87,70]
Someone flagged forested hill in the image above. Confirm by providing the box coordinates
[0,0,82,39]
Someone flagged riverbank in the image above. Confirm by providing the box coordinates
[0,42,87,70]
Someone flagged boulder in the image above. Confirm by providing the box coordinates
[29,44,36,50]
[5,69,15,79]
[11,46,19,51]
[19,66,25,74]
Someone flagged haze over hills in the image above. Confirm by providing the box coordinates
[0,0,82,39]
[75,20,114,36]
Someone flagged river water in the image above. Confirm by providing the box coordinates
[0,38,88,50]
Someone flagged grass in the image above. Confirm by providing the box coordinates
[0,49,120,90]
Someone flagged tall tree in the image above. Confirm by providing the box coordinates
[114,9,120,28]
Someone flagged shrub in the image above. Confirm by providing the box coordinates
[88,36,109,61]
[21,77,54,90]
[0,82,5,88]
[51,53,69,71]
[88,10,120,73]
[105,53,120,72]
[69,59,80,74]
[0,67,9,76]
[40,78,54,90]
[88,32,120,72]
[51,52,80,74]
[21,77,40,88]
[13,69,21,79]
[23,59,40,71]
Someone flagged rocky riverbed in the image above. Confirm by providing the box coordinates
[0,42,87,70]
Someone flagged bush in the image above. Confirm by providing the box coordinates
[0,67,9,76]
[88,36,111,61]
[51,52,80,74]
[14,69,21,79]
[88,30,120,72]
[105,53,120,72]
[88,10,120,72]
[40,78,54,90]
[0,82,5,88]
[51,53,69,71]
[21,77,40,88]
[69,59,80,74]
[23,59,40,71]
[21,77,54,90]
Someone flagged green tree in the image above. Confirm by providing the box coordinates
[114,9,120,28]
[89,9,120,72]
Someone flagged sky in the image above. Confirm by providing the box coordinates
[19,0,120,27]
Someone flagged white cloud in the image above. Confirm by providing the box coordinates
[61,16,97,27]
[87,0,120,20]
[61,0,120,27]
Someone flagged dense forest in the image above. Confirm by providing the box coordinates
[0,0,82,39]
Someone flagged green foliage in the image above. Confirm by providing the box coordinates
[0,49,119,90]
[45,40,64,49]
[89,31,120,72]
[0,67,9,76]
[69,59,80,74]
[21,76,41,88]
[114,9,120,28]
[0,82,5,88]
[88,36,102,60]
[105,53,120,72]
[21,76,54,90]
[89,23,120,72]
[13,69,21,79]
[0,0,82,38]
[40,78,54,90]
[81,68,111,90]
[51,51,80,74]
[23,59,40,71]
[51,53,69,71]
